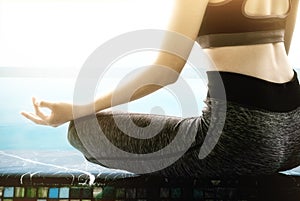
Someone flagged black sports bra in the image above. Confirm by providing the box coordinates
[197,0,291,48]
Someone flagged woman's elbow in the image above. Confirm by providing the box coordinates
[165,73,180,85]
[158,70,181,86]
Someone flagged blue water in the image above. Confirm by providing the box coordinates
[0,77,75,150]
[0,74,206,150]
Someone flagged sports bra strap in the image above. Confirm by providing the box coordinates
[197,29,285,48]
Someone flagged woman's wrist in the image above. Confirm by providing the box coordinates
[71,95,111,119]
[72,102,97,119]
[95,93,114,112]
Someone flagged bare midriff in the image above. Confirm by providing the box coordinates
[204,42,294,83]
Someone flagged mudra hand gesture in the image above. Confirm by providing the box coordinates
[21,97,73,127]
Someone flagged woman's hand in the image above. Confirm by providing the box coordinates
[21,97,73,127]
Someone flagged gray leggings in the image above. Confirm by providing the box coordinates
[67,98,300,178]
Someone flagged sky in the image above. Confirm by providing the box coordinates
[0,0,173,74]
[0,0,299,74]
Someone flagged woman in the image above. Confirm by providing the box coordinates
[22,0,300,177]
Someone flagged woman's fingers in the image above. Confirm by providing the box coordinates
[39,101,54,109]
[20,111,48,125]
[22,98,71,127]
[32,97,54,109]
[32,97,52,120]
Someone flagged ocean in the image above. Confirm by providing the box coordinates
[0,70,207,150]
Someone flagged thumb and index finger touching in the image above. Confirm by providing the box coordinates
[20,97,54,124]
[20,97,53,125]
[32,97,53,109]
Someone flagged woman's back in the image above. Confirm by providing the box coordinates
[201,0,296,83]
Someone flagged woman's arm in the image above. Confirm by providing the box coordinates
[94,0,209,113]
[284,0,299,54]
[21,0,209,127]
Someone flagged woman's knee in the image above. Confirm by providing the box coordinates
[67,120,76,144]
[67,120,86,152]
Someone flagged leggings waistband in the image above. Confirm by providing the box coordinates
[206,70,300,112]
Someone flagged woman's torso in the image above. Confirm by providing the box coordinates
[202,0,294,83]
